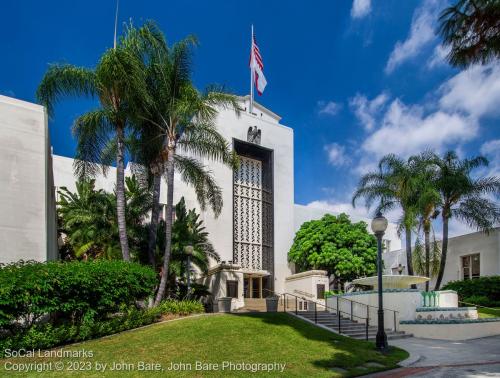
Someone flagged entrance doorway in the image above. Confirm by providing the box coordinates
[243,275,268,298]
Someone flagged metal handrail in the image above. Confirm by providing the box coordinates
[263,288,400,338]
[329,294,400,315]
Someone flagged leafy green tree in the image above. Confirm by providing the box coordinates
[439,0,500,68]
[36,24,151,261]
[432,151,500,290]
[353,154,421,278]
[125,24,239,305]
[288,213,378,286]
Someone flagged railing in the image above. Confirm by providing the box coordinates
[263,288,399,340]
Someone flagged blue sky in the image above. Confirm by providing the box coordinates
[1,0,499,235]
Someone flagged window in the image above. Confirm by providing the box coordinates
[316,284,325,299]
[462,254,480,280]
[226,280,238,298]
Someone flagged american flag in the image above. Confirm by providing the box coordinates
[250,32,267,95]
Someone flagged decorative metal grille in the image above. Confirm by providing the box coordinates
[233,156,262,270]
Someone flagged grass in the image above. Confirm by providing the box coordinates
[478,307,500,319]
[0,313,408,377]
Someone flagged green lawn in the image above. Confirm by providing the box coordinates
[0,313,408,377]
[478,307,500,319]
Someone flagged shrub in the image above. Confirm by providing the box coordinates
[0,260,157,330]
[442,276,500,307]
[0,306,162,356]
[158,299,205,315]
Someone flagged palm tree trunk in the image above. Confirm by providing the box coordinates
[424,226,430,292]
[147,172,161,268]
[154,147,175,305]
[434,213,449,291]
[405,225,414,275]
[116,125,130,261]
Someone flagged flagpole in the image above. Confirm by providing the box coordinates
[249,24,254,115]
[114,0,120,49]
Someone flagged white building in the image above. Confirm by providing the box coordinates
[382,228,500,288]
[1,94,403,308]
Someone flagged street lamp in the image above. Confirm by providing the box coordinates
[371,211,388,352]
[184,244,194,297]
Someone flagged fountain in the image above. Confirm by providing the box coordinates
[352,274,429,290]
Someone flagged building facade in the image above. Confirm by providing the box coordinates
[1,94,403,308]
[382,228,500,288]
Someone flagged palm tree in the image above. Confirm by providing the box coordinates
[36,27,150,261]
[58,175,152,260]
[170,197,220,292]
[433,151,500,290]
[127,24,239,305]
[58,180,120,259]
[439,0,500,68]
[410,153,441,290]
[353,154,420,278]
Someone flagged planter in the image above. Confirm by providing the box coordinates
[266,297,279,312]
[217,297,232,313]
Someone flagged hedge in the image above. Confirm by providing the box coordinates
[0,260,157,330]
[442,276,500,307]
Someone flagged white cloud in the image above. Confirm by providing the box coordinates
[480,139,500,177]
[385,0,443,74]
[317,100,342,116]
[324,143,350,166]
[427,44,450,69]
[351,0,371,19]
[349,92,389,130]
[360,99,477,161]
[439,63,500,118]
[305,200,402,224]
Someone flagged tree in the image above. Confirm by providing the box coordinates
[58,176,152,260]
[288,213,378,286]
[36,25,150,261]
[170,197,219,297]
[126,24,239,305]
[352,154,421,278]
[58,180,119,259]
[410,153,442,291]
[439,0,500,68]
[433,151,500,290]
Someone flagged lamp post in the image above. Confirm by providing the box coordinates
[184,245,194,297]
[371,211,388,351]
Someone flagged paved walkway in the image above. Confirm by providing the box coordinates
[364,335,500,377]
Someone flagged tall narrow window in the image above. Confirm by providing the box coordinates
[316,284,325,299]
[226,280,238,298]
[233,156,262,270]
[462,254,480,280]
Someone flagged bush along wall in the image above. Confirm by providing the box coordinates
[442,276,500,307]
[0,260,204,354]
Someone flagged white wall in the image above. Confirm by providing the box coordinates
[382,228,500,288]
[0,95,57,264]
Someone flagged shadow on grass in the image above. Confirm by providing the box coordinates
[230,312,406,376]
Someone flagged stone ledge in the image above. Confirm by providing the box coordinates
[416,307,476,312]
[401,318,500,324]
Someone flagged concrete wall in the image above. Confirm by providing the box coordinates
[399,321,500,340]
[382,228,500,288]
[284,270,329,300]
[0,95,57,264]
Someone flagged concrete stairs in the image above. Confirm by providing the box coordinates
[295,310,412,341]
